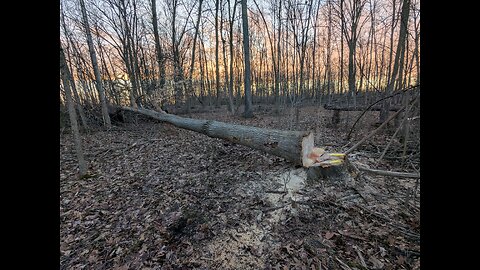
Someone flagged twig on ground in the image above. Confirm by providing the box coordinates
[353,245,368,268]
[355,163,420,178]
[357,205,420,240]
[265,190,287,194]
[335,257,353,270]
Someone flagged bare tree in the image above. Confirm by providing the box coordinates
[151,0,166,90]
[241,0,254,118]
[60,4,89,130]
[223,0,239,114]
[79,0,111,127]
[215,0,222,107]
[342,0,367,108]
[60,0,419,120]
[187,0,204,112]
[220,0,234,114]
[379,0,410,122]
[60,46,87,176]
[275,0,282,112]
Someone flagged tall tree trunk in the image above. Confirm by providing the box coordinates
[151,0,166,89]
[60,46,87,176]
[227,0,238,114]
[379,0,410,123]
[199,34,206,107]
[79,0,111,127]
[386,0,397,85]
[64,46,89,131]
[171,0,184,107]
[312,1,320,103]
[219,1,232,113]
[365,0,376,106]
[347,40,356,107]
[187,0,204,113]
[94,23,116,105]
[215,0,221,107]
[326,0,333,104]
[275,0,282,113]
[340,0,345,99]
[60,6,89,129]
[120,0,140,108]
[241,0,254,118]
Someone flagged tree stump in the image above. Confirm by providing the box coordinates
[306,157,358,184]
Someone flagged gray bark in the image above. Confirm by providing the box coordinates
[61,47,87,176]
[121,106,313,166]
[79,0,111,127]
[324,104,401,111]
[241,0,253,118]
[227,0,238,114]
[60,7,89,130]
[215,0,221,106]
[275,0,282,113]
[220,1,234,114]
[380,0,410,122]
[187,0,204,112]
[151,0,166,89]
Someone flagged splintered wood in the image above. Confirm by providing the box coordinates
[303,147,346,168]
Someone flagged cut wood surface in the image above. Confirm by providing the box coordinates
[121,106,315,166]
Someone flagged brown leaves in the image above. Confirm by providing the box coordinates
[60,107,419,270]
[325,231,335,240]
[369,256,385,269]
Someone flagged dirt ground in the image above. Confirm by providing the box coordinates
[60,105,420,269]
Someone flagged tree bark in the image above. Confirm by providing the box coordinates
[61,46,87,176]
[187,0,204,113]
[380,0,410,122]
[324,104,401,111]
[227,0,238,114]
[121,106,314,166]
[275,0,282,113]
[60,7,89,130]
[151,0,166,89]
[79,0,111,127]
[241,0,254,118]
[215,0,221,107]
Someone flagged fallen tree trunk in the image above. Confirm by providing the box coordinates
[121,106,315,166]
[324,104,401,111]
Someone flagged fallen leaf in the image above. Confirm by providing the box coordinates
[325,231,335,240]
[387,235,395,246]
[396,255,406,265]
[369,256,385,269]
[379,246,387,257]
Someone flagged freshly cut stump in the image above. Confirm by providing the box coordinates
[303,149,358,183]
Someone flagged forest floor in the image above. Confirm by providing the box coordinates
[60,105,420,270]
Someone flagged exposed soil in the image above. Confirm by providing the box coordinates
[60,105,420,269]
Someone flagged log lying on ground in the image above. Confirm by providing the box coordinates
[324,104,401,111]
[121,106,316,166]
[120,106,362,184]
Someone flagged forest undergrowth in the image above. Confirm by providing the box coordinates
[60,105,420,269]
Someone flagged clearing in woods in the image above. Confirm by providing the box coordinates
[60,105,420,269]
